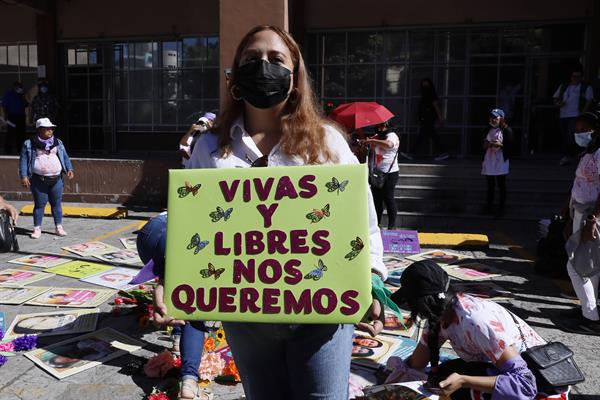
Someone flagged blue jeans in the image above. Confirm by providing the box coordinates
[223,322,354,400]
[30,174,63,226]
[137,213,205,380]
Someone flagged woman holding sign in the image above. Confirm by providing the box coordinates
[154,25,389,400]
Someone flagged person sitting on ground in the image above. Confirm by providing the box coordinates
[0,195,18,223]
[560,110,600,335]
[481,108,514,217]
[389,261,568,400]
[179,112,216,168]
[19,117,74,239]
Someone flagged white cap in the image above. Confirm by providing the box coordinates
[36,117,56,129]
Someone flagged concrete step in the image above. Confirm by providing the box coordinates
[397,174,571,191]
[395,196,559,217]
[395,185,567,204]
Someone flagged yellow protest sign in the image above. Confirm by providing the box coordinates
[164,164,373,323]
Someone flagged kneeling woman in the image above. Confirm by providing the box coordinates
[391,261,564,400]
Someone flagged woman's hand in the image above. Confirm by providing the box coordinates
[67,170,74,180]
[438,373,465,396]
[0,202,18,224]
[153,282,185,327]
[581,220,598,243]
[356,298,384,337]
[21,177,30,188]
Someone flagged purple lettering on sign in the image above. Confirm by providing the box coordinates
[380,230,420,254]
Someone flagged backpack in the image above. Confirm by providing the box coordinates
[535,215,568,279]
[558,82,590,113]
[0,210,19,252]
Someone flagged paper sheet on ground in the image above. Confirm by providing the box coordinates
[62,241,120,257]
[444,262,507,281]
[26,288,115,308]
[0,286,51,304]
[44,260,114,279]
[81,267,146,290]
[119,237,138,250]
[405,250,469,266]
[24,327,144,379]
[7,254,71,268]
[0,269,54,286]
[92,249,142,265]
[3,308,99,340]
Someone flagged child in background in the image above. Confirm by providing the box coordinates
[481,109,514,217]
[19,118,74,238]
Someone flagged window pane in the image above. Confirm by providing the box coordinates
[162,70,179,100]
[162,41,179,69]
[442,98,463,125]
[530,24,585,53]
[347,65,375,98]
[90,101,103,124]
[130,70,153,99]
[203,68,219,98]
[409,67,435,97]
[380,98,405,126]
[438,32,466,61]
[68,127,89,151]
[323,33,345,64]
[470,66,497,95]
[347,32,381,63]
[116,101,128,127]
[0,47,6,64]
[377,64,407,97]
[160,101,177,125]
[135,42,154,68]
[178,100,203,126]
[501,30,527,54]
[28,45,37,67]
[409,32,434,62]
[435,67,465,96]
[89,74,104,99]
[113,43,128,69]
[307,34,320,65]
[206,37,219,66]
[8,46,18,66]
[115,71,128,99]
[68,49,76,65]
[69,102,88,124]
[383,32,408,62]
[76,50,88,65]
[470,30,499,54]
[468,97,496,125]
[323,66,345,98]
[68,75,88,98]
[183,37,205,68]
[19,45,28,66]
[182,69,202,99]
[131,101,153,124]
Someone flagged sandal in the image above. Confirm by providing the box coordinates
[172,334,181,356]
[178,379,213,400]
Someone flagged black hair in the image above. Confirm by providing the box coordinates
[576,110,600,154]
[375,122,390,139]
[420,78,438,100]
[408,290,455,368]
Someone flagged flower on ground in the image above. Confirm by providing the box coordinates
[12,335,37,352]
[0,355,7,367]
[0,342,15,352]
[198,352,225,381]
[222,359,240,382]
[144,350,176,378]
[203,337,215,352]
[215,328,226,343]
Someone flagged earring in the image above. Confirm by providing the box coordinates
[230,85,242,101]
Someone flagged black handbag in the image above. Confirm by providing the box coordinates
[368,140,399,190]
[0,209,19,252]
[509,312,584,391]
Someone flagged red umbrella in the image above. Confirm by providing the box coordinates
[329,102,394,131]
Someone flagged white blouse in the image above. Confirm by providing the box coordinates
[189,117,387,279]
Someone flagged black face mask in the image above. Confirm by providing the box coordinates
[235,60,292,109]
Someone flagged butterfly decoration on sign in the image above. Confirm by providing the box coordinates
[304,259,328,281]
[344,237,364,261]
[325,177,349,195]
[200,263,225,280]
[177,181,202,198]
[306,204,331,223]
[209,206,233,222]
[187,233,209,254]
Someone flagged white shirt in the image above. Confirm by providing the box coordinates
[572,148,600,204]
[553,83,594,119]
[373,132,400,173]
[481,128,509,176]
[189,117,387,279]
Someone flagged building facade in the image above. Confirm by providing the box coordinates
[1,0,598,156]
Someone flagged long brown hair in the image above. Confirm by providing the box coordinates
[216,25,336,164]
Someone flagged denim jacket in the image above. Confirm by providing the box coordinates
[19,138,74,178]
